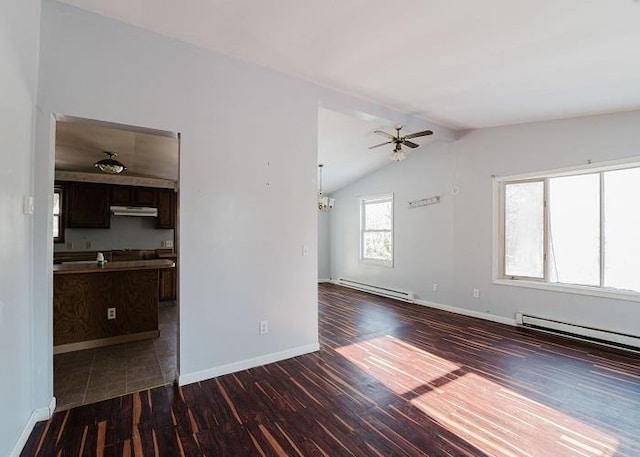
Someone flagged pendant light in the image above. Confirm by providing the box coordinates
[95,151,126,174]
[317,164,335,211]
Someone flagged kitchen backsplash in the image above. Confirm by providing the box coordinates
[54,215,174,252]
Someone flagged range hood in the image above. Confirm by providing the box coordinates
[110,206,158,217]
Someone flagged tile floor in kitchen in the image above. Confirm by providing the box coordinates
[53,303,177,411]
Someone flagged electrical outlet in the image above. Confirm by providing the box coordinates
[260,320,268,335]
[86,241,92,249]
[432,283,438,292]
[66,241,73,249]
[302,245,309,256]
[473,288,480,299]
[107,308,116,320]
[165,240,174,248]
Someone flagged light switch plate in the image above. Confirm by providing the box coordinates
[23,196,34,215]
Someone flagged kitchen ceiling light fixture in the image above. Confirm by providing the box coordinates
[95,151,126,174]
[317,164,335,211]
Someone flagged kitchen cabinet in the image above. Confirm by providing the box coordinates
[159,266,177,301]
[111,185,157,207]
[53,260,174,351]
[66,182,111,228]
[157,188,176,229]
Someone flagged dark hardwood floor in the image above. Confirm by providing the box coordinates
[22,283,640,456]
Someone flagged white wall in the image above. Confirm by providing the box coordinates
[330,110,640,337]
[0,0,41,454]
[451,110,640,335]
[54,216,174,252]
[35,0,320,385]
[330,145,455,303]
[318,211,330,280]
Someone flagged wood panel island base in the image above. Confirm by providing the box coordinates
[53,259,175,354]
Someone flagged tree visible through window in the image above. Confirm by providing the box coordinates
[360,194,393,266]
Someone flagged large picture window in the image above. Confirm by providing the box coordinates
[497,161,640,296]
[360,194,393,266]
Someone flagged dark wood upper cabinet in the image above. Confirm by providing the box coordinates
[157,188,176,229]
[134,187,157,206]
[66,182,111,229]
[111,185,134,206]
[111,185,157,207]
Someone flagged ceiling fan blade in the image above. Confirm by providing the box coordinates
[404,130,433,139]
[374,130,395,139]
[402,140,419,148]
[368,140,394,149]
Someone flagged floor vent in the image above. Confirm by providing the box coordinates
[516,313,640,352]
[336,278,414,302]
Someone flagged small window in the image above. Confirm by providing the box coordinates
[360,194,393,266]
[53,187,63,243]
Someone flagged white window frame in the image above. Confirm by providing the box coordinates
[359,193,394,267]
[493,157,640,303]
[53,186,64,243]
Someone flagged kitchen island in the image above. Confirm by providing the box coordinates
[53,259,174,353]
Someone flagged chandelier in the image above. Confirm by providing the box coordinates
[317,164,335,211]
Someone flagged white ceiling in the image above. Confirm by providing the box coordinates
[59,0,640,130]
[57,0,640,192]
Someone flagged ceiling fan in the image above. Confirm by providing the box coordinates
[369,124,433,161]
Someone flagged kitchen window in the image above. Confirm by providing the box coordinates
[495,160,640,299]
[53,186,64,243]
[360,194,393,267]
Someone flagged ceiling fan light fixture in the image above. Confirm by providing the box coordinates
[389,145,406,161]
[95,151,126,174]
[369,125,433,161]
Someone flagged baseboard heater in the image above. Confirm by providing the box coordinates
[516,313,640,352]
[336,278,414,302]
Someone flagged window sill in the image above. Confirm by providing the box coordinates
[493,278,640,303]
[359,258,393,268]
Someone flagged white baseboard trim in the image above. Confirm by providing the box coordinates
[10,397,55,457]
[318,278,331,283]
[413,298,517,326]
[178,342,320,386]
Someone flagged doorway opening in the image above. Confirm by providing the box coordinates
[51,115,180,410]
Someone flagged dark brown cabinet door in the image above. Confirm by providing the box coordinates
[157,189,176,229]
[134,187,157,206]
[159,267,176,301]
[112,185,157,206]
[111,185,134,206]
[114,270,159,335]
[67,182,111,228]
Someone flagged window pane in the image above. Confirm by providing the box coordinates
[363,232,392,262]
[364,201,392,230]
[604,168,640,292]
[548,174,600,286]
[504,181,544,278]
[53,215,59,238]
[53,192,60,215]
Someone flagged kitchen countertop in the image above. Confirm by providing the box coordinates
[53,259,175,275]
